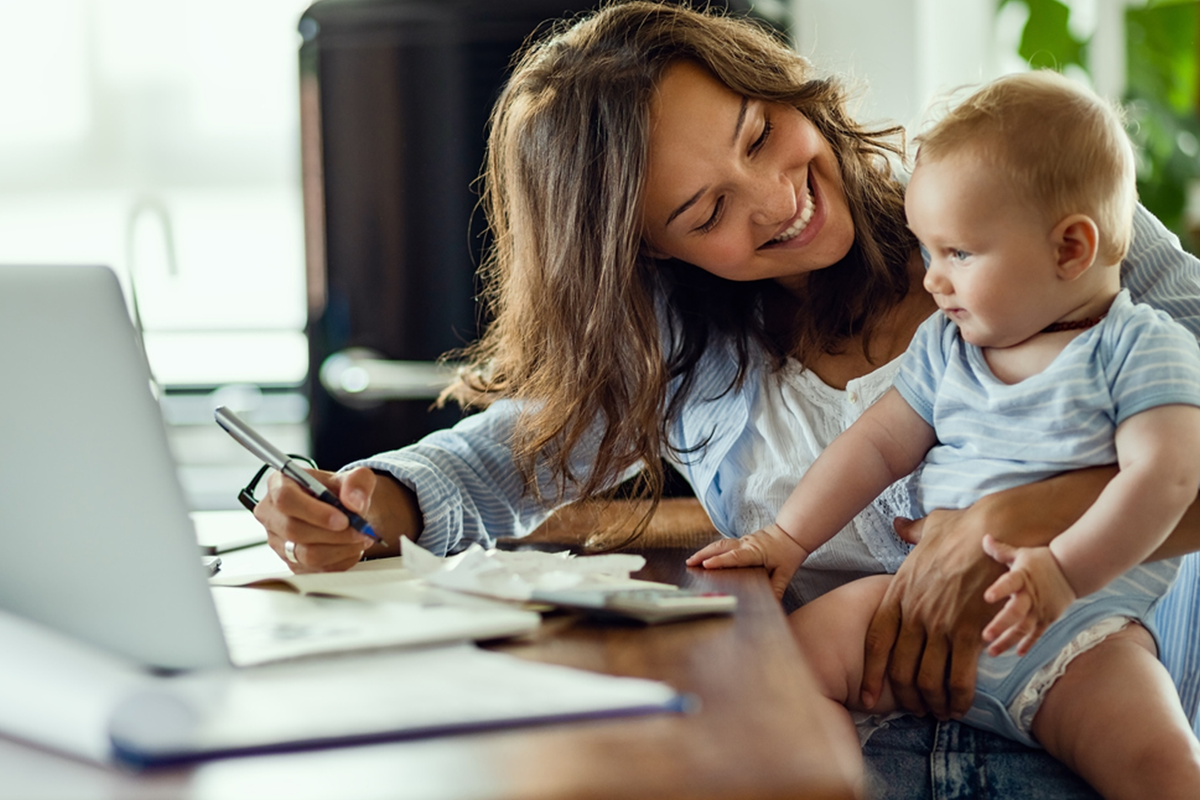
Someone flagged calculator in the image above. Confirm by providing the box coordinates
[531,587,737,624]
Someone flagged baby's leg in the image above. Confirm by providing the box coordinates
[1032,622,1200,800]
[788,576,898,744]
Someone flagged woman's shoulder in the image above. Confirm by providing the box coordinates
[1098,291,1200,386]
[1123,205,1200,288]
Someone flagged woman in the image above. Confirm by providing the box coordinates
[253,2,1200,795]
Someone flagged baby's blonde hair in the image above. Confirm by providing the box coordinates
[916,70,1136,265]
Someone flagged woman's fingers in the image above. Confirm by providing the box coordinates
[337,467,377,517]
[886,617,929,716]
[254,467,377,573]
[892,516,923,545]
[946,629,982,719]
[860,589,901,710]
[917,636,952,719]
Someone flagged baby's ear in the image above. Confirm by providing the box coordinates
[1053,214,1099,280]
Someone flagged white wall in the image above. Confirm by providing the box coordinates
[789,0,1000,132]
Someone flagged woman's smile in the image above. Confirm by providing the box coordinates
[761,172,822,249]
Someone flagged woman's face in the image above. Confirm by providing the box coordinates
[641,61,855,293]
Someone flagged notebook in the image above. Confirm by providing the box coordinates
[0,265,684,766]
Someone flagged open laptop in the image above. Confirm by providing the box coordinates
[0,265,683,766]
[0,264,538,672]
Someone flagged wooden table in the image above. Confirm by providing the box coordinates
[0,500,858,800]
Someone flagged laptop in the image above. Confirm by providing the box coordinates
[0,265,684,765]
[0,263,538,671]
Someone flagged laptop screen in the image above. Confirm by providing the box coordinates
[0,265,229,670]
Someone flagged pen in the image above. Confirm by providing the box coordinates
[213,406,379,541]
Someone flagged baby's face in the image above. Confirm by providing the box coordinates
[905,151,1067,349]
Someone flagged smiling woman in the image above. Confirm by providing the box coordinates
[245,3,1200,797]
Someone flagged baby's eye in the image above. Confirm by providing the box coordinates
[950,249,971,262]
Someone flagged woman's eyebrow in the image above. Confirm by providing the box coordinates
[731,96,749,145]
[666,188,706,228]
[665,97,749,229]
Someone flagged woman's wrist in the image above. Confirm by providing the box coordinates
[360,469,423,559]
[979,466,1114,548]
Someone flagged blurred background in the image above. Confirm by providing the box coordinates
[0,0,1194,510]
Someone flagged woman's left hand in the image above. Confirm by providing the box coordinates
[860,466,1112,719]
[859,506,1004,719]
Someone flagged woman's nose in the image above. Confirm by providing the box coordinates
[751,173,797,228]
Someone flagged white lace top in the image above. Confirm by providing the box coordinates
[724,356,916,599]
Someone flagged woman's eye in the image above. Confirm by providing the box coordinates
[697,197,725,233]
[750,119,773,155]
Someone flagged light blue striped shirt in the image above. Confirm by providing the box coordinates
[895,289,1200,512]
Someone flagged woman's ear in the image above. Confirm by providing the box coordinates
[1052,214,1099,281]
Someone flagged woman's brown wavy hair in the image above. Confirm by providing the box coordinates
[445,0,915,523]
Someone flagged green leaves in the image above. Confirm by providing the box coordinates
[1000,0,1087,72]
[999,0,1200,250]
[1125,1,1199,245]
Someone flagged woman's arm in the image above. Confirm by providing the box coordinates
[253,398,629,572]
[1152,499,1200,559]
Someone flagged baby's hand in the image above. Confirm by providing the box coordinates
[686,523,809,600]
[981,536,1077,657]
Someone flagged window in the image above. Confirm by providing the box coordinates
[0,0,315,508]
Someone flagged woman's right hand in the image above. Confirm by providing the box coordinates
[252,466,421,573]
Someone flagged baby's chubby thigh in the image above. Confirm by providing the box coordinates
[788,574,894,711]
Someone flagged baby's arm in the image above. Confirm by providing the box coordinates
[689,389,936,598]
[983,404,1200,656]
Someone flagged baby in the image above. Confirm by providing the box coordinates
[691,71,1200,799]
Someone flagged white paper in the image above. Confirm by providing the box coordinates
[209,554,414,594]
[400,539,667,600]
[214,543,671,606]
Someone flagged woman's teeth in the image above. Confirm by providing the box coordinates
[771,188,815,243]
